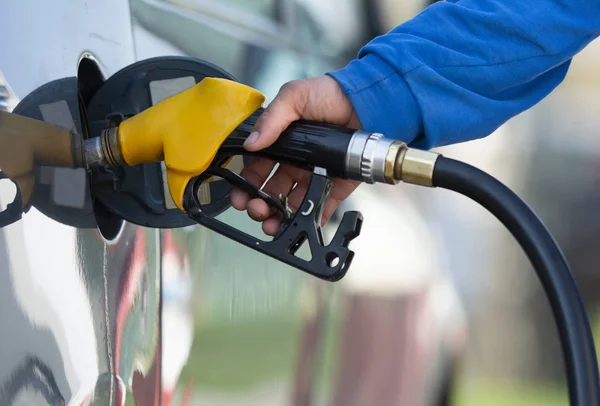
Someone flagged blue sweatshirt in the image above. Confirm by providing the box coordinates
[328,0,600,149]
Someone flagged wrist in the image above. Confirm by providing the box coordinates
[327,54,423,144]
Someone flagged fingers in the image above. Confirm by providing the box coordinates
[260,178,360,237]
[283,178,353,225]
[230,187,250,211]
[285,182,308,214]
[230,157,276,211]
[321,179,360,224]
[246,164,305,222]
[232,160,302,221]
[246,198,274,222]
[262,216,281,236]
[229,76,361,237]
[243,81,307,151]
[240,157,277,188]
[261,163,297,197]
[232,80,309,213]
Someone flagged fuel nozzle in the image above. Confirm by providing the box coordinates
[83,79,440,193]
[1,75,438,221]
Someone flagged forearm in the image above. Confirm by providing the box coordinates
[329,0,600,148]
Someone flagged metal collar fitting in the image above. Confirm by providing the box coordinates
[345,130,440,186]
[345,130,397,184]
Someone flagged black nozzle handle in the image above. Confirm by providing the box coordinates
[219,108,355,178]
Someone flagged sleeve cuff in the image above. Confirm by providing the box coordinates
[327,53,425,146]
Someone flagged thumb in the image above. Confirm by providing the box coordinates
[243,81,307,152]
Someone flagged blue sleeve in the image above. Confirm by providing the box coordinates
[327,0,600,149]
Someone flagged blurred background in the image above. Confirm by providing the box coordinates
[131,0,600,405]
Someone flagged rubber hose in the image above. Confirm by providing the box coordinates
[432,156,600,406]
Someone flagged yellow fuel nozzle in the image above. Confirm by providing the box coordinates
[102,77,265,210]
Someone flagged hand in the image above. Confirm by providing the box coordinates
[230,75,361,236]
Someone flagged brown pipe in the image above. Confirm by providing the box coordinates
[0,111,80,208]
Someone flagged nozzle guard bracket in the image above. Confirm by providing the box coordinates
[184,167,362,281]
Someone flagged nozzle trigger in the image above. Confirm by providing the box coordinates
[183,167,362,281]
[199,165,292,224]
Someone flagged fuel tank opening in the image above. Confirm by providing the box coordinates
[82,56,247,229]
[78,54,105,108]
[78,54,124,240]
[92,198,123,241]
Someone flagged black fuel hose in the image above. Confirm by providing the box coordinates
[432,156,600,406]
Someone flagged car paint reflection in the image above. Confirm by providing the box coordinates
[1,357,64,405]
[160,231,193,406]
[0,70,18,113]
[0,208,162,405]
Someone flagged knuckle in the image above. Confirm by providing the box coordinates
[280,80,308,113]
[254,107,272,125]
[280,80,302,94]
[253,103,285,134]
